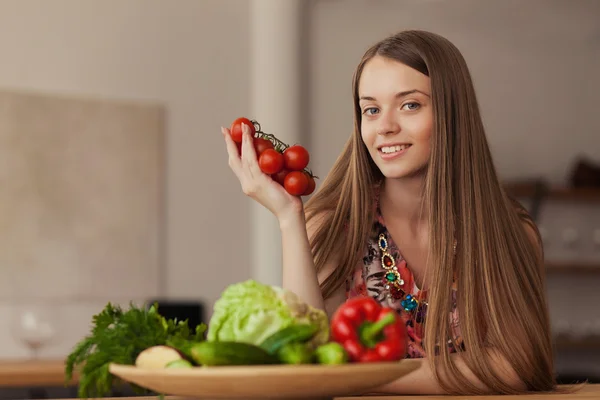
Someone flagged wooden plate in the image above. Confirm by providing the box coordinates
[109,360,420,399]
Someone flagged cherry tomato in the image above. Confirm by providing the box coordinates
[284,171,309,196]
[230,117,256,143]
[303,173,316,196]
[237,137,273,157]
[259,149,284,175]
[254,137,274,155]
[283,145,310,171]
[272,168,290,186]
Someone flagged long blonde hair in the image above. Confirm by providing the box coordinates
[305,30,555,395]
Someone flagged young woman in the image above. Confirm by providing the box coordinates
[221,30,556,395]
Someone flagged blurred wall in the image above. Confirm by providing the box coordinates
[308,0,600,182]
[0,0,252,358]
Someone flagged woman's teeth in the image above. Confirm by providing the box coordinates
[380,144,410,154]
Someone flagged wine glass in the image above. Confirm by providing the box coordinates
[10,302,60,359]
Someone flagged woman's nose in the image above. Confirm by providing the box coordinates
[377,112,401,136]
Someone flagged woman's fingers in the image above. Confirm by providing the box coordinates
[223,123,263,198]
[240,122,263,179]
[222,127,243,178]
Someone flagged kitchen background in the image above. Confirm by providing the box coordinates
[0,0,599,396]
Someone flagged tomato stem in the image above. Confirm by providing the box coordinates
[251,119,319,180]
[256,131,289,152]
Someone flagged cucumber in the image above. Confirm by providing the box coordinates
[259,323,319,355]
[190,341,279,366]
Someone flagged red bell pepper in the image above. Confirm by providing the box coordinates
[330,296,407,362]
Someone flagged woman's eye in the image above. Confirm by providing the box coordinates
[363,107,379,115]
[402,102,421,111]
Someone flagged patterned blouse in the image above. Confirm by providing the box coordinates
[344,188,464,358]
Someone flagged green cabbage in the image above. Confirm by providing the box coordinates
[207,280,329,348]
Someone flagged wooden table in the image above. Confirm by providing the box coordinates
[45,385,600,399]
[1,360,597,399]
[0,359,77,387]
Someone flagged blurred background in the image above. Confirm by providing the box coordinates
[0,0,599,398]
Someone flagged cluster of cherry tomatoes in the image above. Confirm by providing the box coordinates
[230,117,317,196]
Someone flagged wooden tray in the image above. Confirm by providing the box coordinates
[109,360,420,399]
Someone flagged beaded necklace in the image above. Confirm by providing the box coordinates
[377,231,457,319]
[374,183,457,321]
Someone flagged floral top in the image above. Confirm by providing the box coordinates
[345,189,464,358]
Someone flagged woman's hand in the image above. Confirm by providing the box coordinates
[222,122,303,222]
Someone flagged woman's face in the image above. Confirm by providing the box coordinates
[358,55,433,180]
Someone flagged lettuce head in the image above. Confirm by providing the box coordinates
[207,280,329,348]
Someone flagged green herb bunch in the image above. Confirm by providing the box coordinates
[65,302,206,398]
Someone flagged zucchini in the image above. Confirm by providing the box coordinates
[190,341,278,366]
[259,323,319,355]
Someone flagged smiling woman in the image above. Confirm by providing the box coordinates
[222,29,557,396]
[358,57,433,180]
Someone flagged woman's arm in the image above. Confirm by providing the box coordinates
[369,219,542,395]
[223,122,344,313]
[333,210,542,395]
[280,210,346,317]
[279,211,326,311]
[367,349,525,395]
